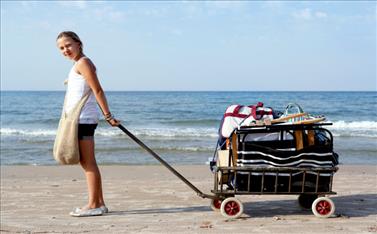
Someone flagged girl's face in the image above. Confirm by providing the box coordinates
[56,36,81,61]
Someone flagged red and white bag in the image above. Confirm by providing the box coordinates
[219,102,274,138]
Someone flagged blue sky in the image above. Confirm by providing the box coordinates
[1,1,376,91]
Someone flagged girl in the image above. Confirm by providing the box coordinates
[56,31,120,217]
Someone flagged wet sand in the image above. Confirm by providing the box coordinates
[1,165,376,233]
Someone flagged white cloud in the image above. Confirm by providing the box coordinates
[315,11,328,19]
[180,2,205,19]
[205,1,246,10]
[20,1,32,7]
[92,6,126,23]
[293,8,312,20]
[292,8,328,20]
[143,8,166,17]
[54,2,127,25]
[57,1,87,9]
[262,1,285,9]
[108,10,126,22]
[180,1,246,19]
[205,1,247,16]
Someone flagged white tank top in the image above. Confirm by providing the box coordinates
[65,62,99,124]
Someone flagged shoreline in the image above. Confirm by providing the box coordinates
[1,164,376,233]
[2,161,376,166]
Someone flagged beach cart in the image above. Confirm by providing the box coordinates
[118,121,338,219]
[211,122,338,218]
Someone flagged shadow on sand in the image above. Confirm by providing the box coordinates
[106,193,376,218]
[241,193,377,218]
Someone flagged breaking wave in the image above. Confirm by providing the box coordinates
[1,121,376,139]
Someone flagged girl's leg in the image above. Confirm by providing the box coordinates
[79,139,105,209]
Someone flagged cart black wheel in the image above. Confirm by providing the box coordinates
[220,197,243,219]
[298,194,318,209]
[312,197,335,218]
[210,198,223,211]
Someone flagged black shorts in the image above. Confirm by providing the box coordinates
[78,124,98,140]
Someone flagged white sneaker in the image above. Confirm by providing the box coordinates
[100,205,109,213]
[69,207,103,217]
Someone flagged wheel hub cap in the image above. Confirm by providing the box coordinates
[225,201,240,216]
[316,201,331,215]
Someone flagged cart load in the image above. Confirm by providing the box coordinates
[209,103,339,218]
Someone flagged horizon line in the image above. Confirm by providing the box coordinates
[1,89,376,92]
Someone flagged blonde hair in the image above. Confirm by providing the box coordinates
[57,31,83,53]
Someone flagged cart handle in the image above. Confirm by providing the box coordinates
[118,124,215,200]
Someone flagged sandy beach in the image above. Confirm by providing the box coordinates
[1,164,376,234]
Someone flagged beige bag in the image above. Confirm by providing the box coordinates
[53,91,91,164]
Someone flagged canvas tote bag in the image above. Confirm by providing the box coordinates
[53,91,91,164]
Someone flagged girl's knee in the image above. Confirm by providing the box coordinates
[80,160,98,171]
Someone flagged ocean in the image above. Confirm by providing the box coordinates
[1,91,376,165]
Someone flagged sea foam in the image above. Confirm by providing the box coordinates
[1,120,376,138]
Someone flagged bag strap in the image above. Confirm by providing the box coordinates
[61,94,68,119]
[250,102,264,120]
[233,105,242,114]
[63,90,92,118]
[229,102,271,121]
